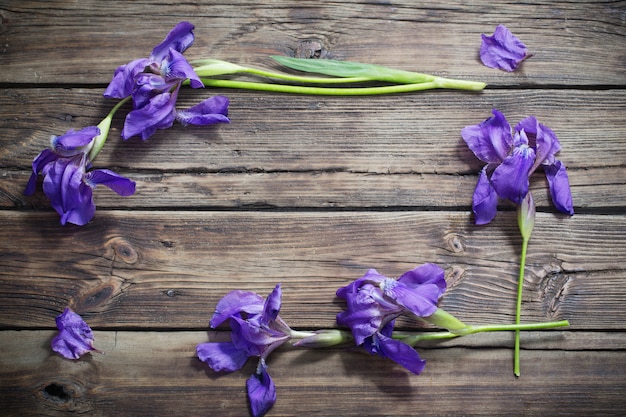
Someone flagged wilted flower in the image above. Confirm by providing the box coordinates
[462,109,574,224]
[51,308,102,359]
[24,126,136,226]
[335,264,447,374]
[197,284,292,417]
[104,21,230,140]
[480,25,530,71]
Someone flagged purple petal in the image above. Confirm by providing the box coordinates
[42,156,95,226]
[150,21,195,62]
[196,341,249,372]
[51,308,99,359]
[397,263,446,292]
[176,96,231,126]
[516,117,561,172]
[480,25,530,71]
[52,126,100,156]
[246,361,276,417]
[261,284,282,325]
[375,333,426,375]
[162,48,203,88]
[336,269,386,300]
[230,316,289,357]
[121,92,177,140]
[544,160,574,215]
[472,168,499,225]
[132,73,174,109]
[382,280,442,317]
[210,290,264,328]
[491,143,536,205]
[336,283,386,345]
[104,58,151,99]
[84,169,136,196]
[461,109,513,164]
[25,149,59,195]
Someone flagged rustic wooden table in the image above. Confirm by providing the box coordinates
[1,1,625,416]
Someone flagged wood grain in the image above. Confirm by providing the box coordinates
[1,89,625,172]
[1,330,625,417]
[1,211,624,329]
[1,1,625,416]
[1,1,625,85]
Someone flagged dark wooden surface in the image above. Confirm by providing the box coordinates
[1,1,625,416]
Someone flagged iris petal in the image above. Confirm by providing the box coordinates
[162,48,203,88]
[51,308,99,359]
[121,92,177,140]
[176,96,231,126]
[480,25,529,71]
[397,263,446,291]
[461,109,513,163]
[196,342,248,372]
[376,332,426,375]
[84,169,136,196]
[491,144,535,205]
[246,362,276,417]
[150,21,196,62]
[472,168,499,225]
[384,281,443,317]
[210,290,264,328]
[104,58,151,99]
[544,160,574,215]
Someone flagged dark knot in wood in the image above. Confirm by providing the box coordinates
[74,284,115,310]
[106,236,139,264]
[444,233,466,253]
[295,39,331,59]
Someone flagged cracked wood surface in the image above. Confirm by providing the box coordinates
[1,1,625,416]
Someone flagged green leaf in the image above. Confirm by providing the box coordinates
[270,55,436,84]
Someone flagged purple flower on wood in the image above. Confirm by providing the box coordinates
[51,308,102,359]
[24,126,136,226]
[480,25,530,71]
[197,284,291,417]
[462,109,574,224]
[104,21,229,140]
[336,264,447,374]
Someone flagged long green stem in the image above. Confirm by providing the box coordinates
[395,319,569,346]
[198,78,484,95]
[514,236,530,377]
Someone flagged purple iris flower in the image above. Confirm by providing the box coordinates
[51,308,102,359]
[462,109,574,225]
[24,126,136,226]
[336,264,447,374]
[104,21,230,140]
[480,25,530,71]
[197,284,291,417]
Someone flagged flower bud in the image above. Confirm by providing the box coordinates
[517,192,536,241]
[422,308,470,335]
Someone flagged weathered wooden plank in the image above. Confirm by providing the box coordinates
[3,166,625,211]
[1,1,625,85]
[1,330,625,416]
[1,88,625,173]
[1,211,624,329]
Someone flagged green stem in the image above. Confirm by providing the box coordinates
[89,96,131,161]
[395,319,569,346]
[198,78,484,95]
[192,60,371,84]
[238,67,373,84]
[514,235,530,377]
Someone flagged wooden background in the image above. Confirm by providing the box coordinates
[1,1,625,415]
